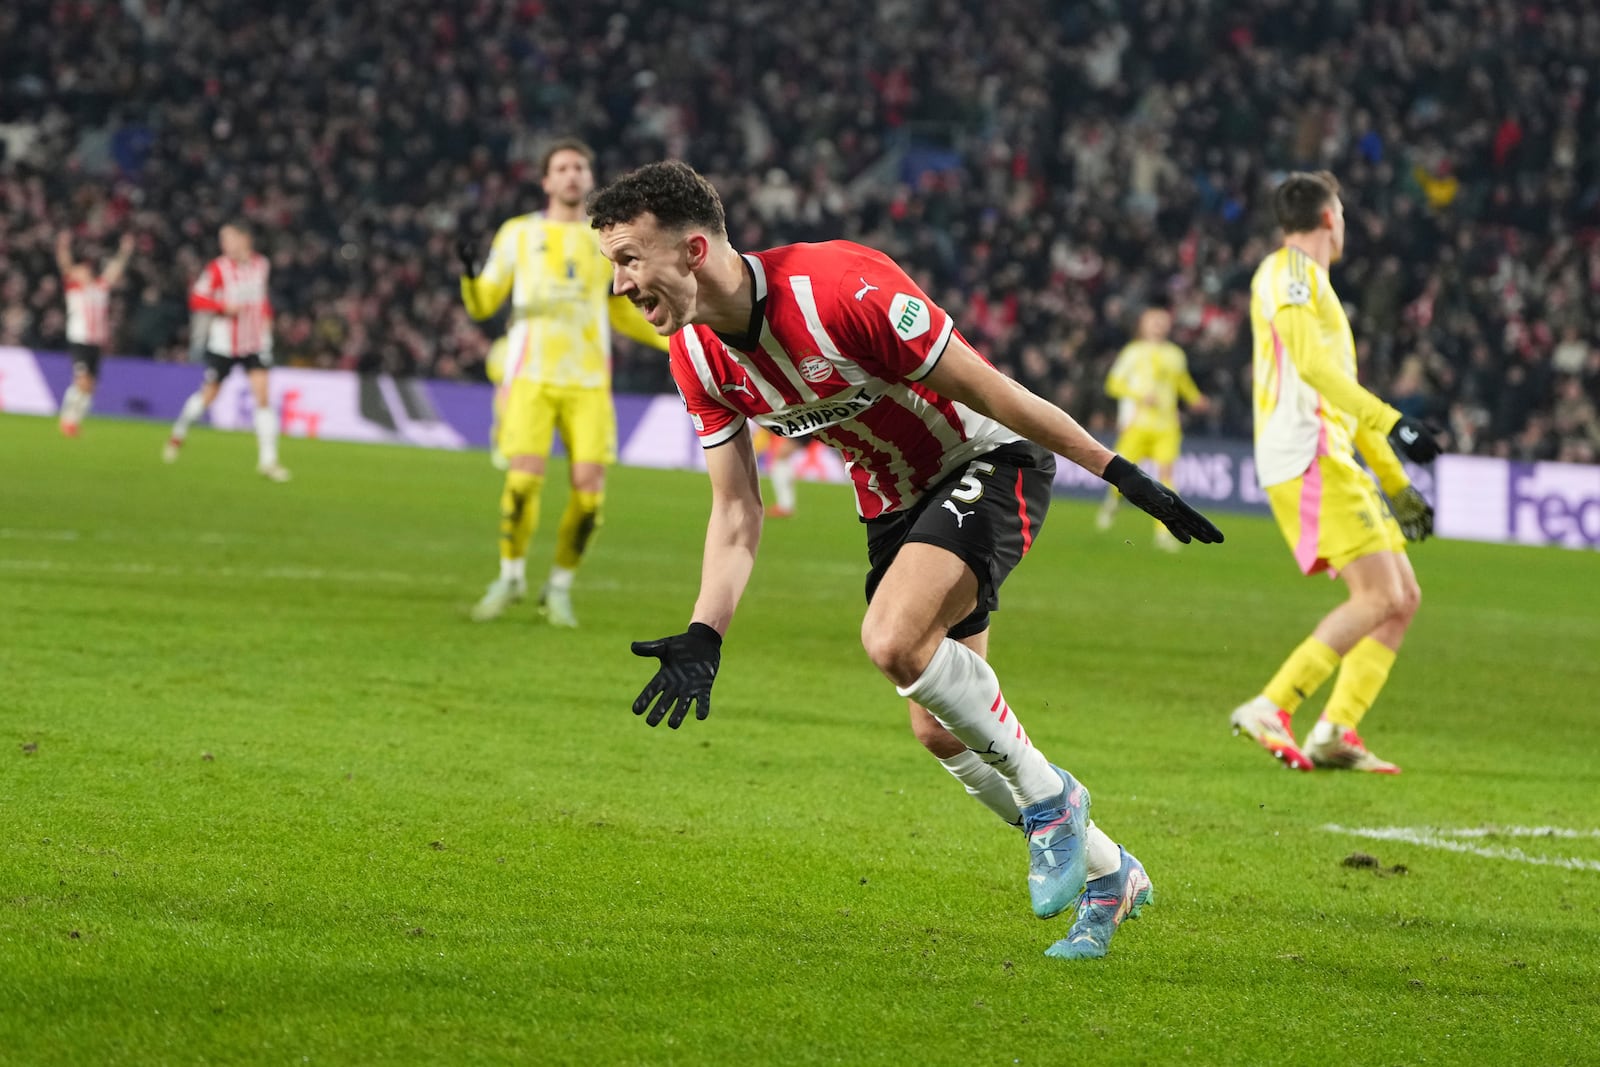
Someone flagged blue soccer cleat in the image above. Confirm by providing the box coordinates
[1020,765,1092,919]
[1044,846,1154,960]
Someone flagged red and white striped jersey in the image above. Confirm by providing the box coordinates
[189,254,273,357]
[669,242,1018,518]
[65,280,110,346]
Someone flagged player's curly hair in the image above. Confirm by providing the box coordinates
[1274,171,1340,234]
[588,161,726,235]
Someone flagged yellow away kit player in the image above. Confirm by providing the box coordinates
[1229,171,1442,775]
[458,139,668,627]
[1095,306,1209,549]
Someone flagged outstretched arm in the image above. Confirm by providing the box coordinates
[925,337,1222,543]
[101,234,135,287]
[55,232,74,277]
[925,336,1115,475]
[690,430,765,634]
[628,429,763,728]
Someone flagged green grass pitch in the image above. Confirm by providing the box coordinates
[2,414,1597,1065]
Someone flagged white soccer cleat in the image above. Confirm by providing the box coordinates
[257,462,292,482]
[1094,506,1115,531]
[471,576,526,622]
[1230,695,1314,771]
[541,584,579,628]
[163,439,182,464]
[1303,719,1401,774]
[1154,528,1183,553]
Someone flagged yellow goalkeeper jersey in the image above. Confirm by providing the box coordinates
[461,213,667,389]
[1104,339,1199,434]
[1248,246,1407,491]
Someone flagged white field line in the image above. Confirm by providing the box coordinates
[1324,824,1600,872]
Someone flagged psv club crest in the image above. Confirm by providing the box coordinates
[798,355,833,383]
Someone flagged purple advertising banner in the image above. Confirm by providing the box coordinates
[2,348,1592,551]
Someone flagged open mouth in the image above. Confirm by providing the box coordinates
[633,295,663,323]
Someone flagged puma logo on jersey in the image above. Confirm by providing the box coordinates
[942,500,975,528]
[854,278,879,301]
[721,381,754,399]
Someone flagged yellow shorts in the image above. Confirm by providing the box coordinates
[1266,455,1406,576]
[1114,426,1182,466]
[499,381,616,466]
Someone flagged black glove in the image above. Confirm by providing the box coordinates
[1389,485,1434,542]
[630,622,722,729]
[456,235,480,278]
[1102,455,1225,544]
[1389,415,1442,464]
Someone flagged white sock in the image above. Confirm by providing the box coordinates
[937,749,1023,827]
[60,385,85,422]
[171,392,206,440]
[547,565,575,592]
[72,388,92,422]
[897,639,1061,808]
[1085,822,1122,881]
[500,557,526,583]
[253,406,279,466]
[770,451,797,511]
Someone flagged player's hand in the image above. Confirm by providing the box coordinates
[1389,416,1442,464]
[1102,454,1224,545]
[456,235,480,278]
[629,623,722,729]
[1390,485,1434,542]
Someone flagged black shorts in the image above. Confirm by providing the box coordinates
[203,352,268,383]
[69,343,102,377]
[864,441,1056,639]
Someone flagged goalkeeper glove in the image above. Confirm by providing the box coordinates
[1389,485,1434,542]
[630,623,722,729]
[456,235,481,279]
[1389,415,1442,463]
[1101,455,1225,544]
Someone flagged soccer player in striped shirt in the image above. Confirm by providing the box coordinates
[54,230,134,437]
[458,139,669,627]
[591,161,1224,960]
[163,220,288,481]
[1230,172,1441,774]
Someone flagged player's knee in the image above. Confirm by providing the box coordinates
[860,621,924,687]
[508,454,545,476]
[1397,577,1421,623]
[1356,581,1406,624]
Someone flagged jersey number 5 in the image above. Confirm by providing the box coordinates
[950,461,997,504]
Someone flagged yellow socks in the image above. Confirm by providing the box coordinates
[499,471,543,561]
[1323,637,1397,729]
[553,489,603,570]
[1263,637,1342,714]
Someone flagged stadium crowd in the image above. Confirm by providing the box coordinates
[2,0,1599,461]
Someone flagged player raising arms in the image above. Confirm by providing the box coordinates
[55,230,134,437]
[460,138,669,627]
[1230,172,1440,774]
[163,220,288,481]
[592,162,1223,960]
[1094,305,1210,550]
